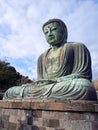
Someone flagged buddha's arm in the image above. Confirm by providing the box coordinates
[71,43,92,81]
[37,54,44,80]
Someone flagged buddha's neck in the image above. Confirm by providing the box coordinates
[51,43,64,51]
[52,46,59,51]
[50,45,62,57]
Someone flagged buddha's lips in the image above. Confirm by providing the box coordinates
[48,36,54,40]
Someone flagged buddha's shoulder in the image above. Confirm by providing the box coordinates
[38,48,51,60]
[64,42,86,48]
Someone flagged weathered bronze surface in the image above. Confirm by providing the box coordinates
[3,19,97,100]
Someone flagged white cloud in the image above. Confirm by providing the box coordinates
[0,0,98,79]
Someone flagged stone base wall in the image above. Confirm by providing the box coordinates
[0,100,98,130]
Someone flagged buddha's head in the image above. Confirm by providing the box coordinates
[42,18,68,47]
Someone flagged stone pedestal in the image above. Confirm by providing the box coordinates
[0,100,98,130]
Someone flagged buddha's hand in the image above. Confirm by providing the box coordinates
[36,79,57,85]
[54,74,81,82]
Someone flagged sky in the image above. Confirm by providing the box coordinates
[0,0,98,80]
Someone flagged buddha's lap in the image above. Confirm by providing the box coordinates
[4,78,94,97]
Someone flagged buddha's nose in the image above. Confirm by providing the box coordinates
[47,29,52,36]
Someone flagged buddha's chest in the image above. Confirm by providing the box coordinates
[45,48,62,75]
[45,56,60,73]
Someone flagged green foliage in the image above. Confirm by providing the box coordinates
[0,60,18,89]
[0,60,33,99]
[0,60,33,90]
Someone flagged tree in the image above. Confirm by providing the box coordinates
[0,61,17,89]
[0,60,33,99]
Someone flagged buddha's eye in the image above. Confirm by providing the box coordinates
[44,30,48,34]
[51,27,57,31]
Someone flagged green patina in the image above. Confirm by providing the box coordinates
[3,19,97,100]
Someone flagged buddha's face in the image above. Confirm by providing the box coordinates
[43,22,63,46]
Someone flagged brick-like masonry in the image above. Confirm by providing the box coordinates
[0,100,98,130]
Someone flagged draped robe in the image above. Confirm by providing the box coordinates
[3,42,97,100]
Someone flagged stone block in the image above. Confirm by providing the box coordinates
[8,122,17,129]
[83,113,95,121]
[33,118,42,126]
[31,125,40,130]
[68,112,84,120]
[92,121,98,130]
[32,110,42,118]
[27,117,33,125]
[36,126,46,130]
[95,104,98,112]
[43,118,50,127]
[49,119,60,127]
[94,113,98,121]
[21,100,31,109]
[0,100,9,108]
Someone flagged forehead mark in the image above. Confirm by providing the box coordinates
[45,22,58,29]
